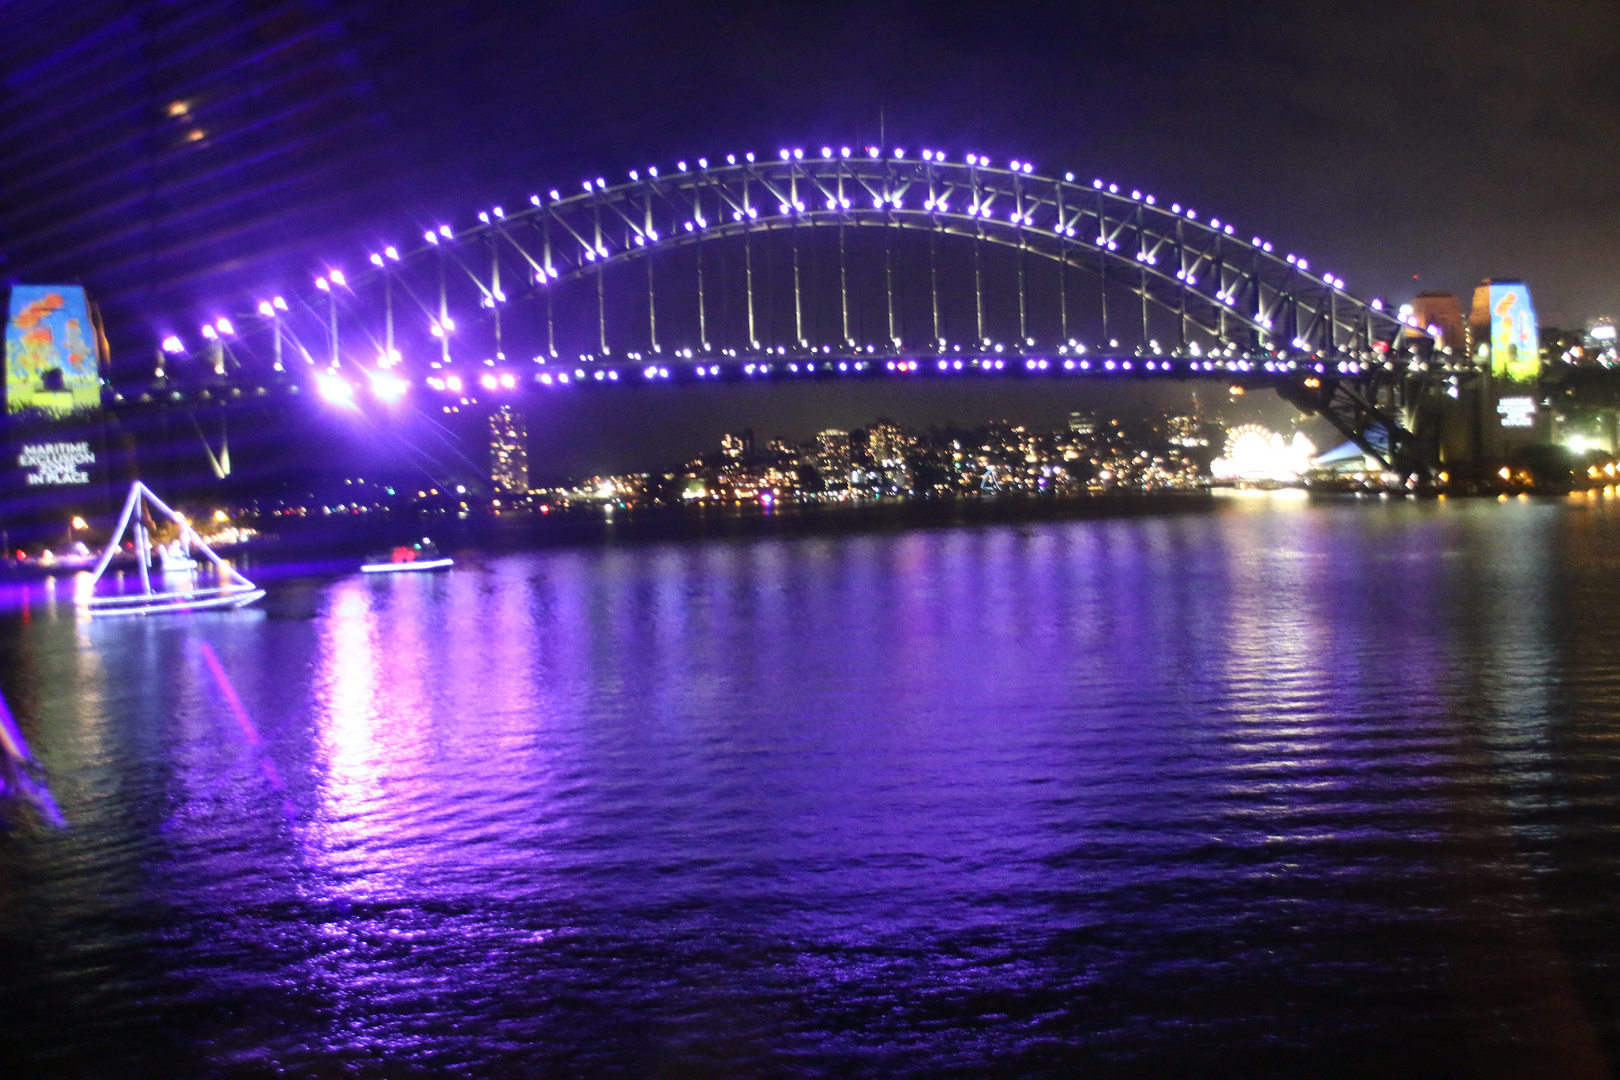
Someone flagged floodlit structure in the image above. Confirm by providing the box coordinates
[124,144,1472,480]
[1211,424,1316,484]
[80,482,264,616]
[489,405,529,492]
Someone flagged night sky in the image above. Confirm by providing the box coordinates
[4,0,1617,476]
[340,0,1620,325]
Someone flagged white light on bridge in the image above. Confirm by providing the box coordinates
[316,372,355,407]
[370,372,409,401]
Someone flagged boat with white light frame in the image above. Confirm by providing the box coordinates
[79,482,265,617]
[360,539,453,574]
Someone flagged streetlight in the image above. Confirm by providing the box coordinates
[371,247,402,367]
[316,270,347,369]
[257,298,288,371]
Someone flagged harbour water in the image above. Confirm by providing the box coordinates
[2,494,1618,1078]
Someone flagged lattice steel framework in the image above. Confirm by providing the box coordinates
[137,144,1460,477]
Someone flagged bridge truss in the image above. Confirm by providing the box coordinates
[137,144,1463,477]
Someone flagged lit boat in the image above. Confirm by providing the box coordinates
[158,541,197,572]
[79,482,265,617]
[361,540,453,574]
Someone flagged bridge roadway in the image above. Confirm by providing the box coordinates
[106,348,1464,480]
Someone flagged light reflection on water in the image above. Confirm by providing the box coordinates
[1,497,1618,1078]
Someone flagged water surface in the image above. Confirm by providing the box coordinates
[2,495,1618,1078]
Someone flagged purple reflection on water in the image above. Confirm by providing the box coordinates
[0,497,1615,1077]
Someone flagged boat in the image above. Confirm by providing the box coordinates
[79,482,265,617]
[158,540,197,572]
[361,539,454,574]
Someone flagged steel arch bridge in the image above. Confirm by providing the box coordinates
[139,143,1462,477]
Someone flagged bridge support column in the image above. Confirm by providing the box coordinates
[974,228,985,344]
[647,252,658,352]
[745,233,757,349]
[697,237,709,351]
[1017,239,1028,345]
[930,228,941,347]
[886,235,898,349]
[839,223,851,346]
[792,225,804,346]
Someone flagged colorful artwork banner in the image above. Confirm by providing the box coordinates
[6,285,102,420]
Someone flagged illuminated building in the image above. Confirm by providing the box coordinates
[1404,291,1466,354]
[867,421,905,465]
[1068,410,1097,435]
[1585,317,1616,354]
[1469,279,1540,382]
[867,421,910,492]
[721,428,753,460]
[1167,415,1207,448]
[489,406,529,492]
[814,429,852,490]
[1210,424,1315,484]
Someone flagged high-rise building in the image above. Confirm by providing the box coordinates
[867,422,905,466]
[489,406,529,492]
[814,429,851,489]
[867,421,911,493]
[1469,279,1540,382]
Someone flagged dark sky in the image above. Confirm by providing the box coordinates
[344,0,1620,326]
[5,0,1619,476]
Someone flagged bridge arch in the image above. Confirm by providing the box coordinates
[436,149,1409,358]
[141,144,1450,479]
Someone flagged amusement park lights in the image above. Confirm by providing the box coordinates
[161,335,184,354]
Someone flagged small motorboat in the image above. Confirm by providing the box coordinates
[361,539,453,574]
[79,482,265,616]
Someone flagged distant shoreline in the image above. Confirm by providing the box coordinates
[233,490,1220,566]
